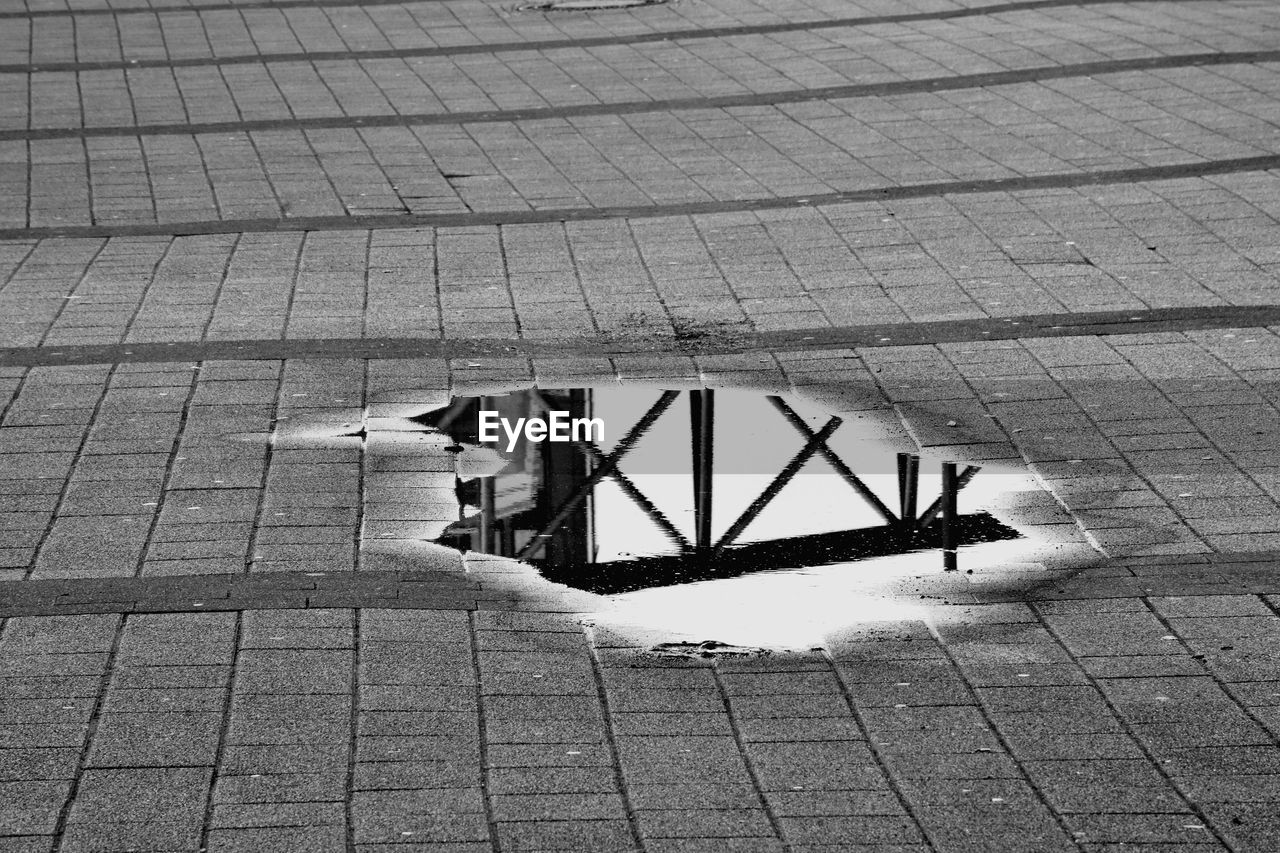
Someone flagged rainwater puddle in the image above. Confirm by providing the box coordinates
[418,387,1022,593]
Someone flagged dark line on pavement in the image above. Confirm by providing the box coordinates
[5,0,444,17]
[0,569,502,617]
[1,305,1276,367]
[0,0,1204,23]
[2,154,1277,239]
[4,0,1205,69]
[5,50,1277,142]
[2,552,1277,616]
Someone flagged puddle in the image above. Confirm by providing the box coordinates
[417,387,1022,593]
[249,382,1075,648]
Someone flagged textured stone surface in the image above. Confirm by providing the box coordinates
[2,0,1280,849]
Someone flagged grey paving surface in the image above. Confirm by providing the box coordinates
[1,0,1279,850]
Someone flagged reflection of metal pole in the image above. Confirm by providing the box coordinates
[517,390,680,560]
[479,396,496,553]
[533,388,690,553]
[690,389,714,550]
[917,465,980,527]
[897,452,919,527]
[941,461,958,572]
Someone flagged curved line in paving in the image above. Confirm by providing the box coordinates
[7,50,1278,143]
[5,0,453,15]
[3,305,1277,367]
[4,0,445,16]
[4,0,1208,71]
[0,0,1208,22]
[3,154,1278,240]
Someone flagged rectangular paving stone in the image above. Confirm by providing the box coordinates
[352,760,479,792]
[86,711,223,767]
[234,650,354,694]
[214,772,348,805]
[220,744,349,777]
[60,821,203,853]
[352,811,491,845]
[779,815,925,845]
[72,767,210,825]
[206,826,348,853]
[494,819,634,852]
[635,809,775,839]
[0,781,69,836]
[210,802,346,828]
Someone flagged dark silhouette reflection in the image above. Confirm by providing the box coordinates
[424,388,1020,593]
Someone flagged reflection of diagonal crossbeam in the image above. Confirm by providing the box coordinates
[714,417,842,552]
[768,397,899,525]
[572,439,691,551]
[516,390,680,560]
[713,398,979,554]
[508,388,984,567]
[529,390,689,551]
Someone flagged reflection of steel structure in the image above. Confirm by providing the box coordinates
[429,390,593,566]
[439,389,983,572]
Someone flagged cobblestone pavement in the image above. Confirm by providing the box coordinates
[2,0,1280,850]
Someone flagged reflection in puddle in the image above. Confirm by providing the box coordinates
[423,388,1021,593]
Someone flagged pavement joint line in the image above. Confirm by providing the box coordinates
[24,361,124,583]
[47,612,126,853]
[4,153,1277,239]
[470,610,503,853]
[1138,596,1280,754]
[583,625,644,852]
[343,362,369,853]
[197,611,243,853]
[0,305,1276,367]
[345,608,362,853]
[1,0,1213,70]
[3,0,452,15]
[822,648,941,851]
[0,0,1214,20]
[1027,602,1237,848]
[5,554,1280,618]
[1110,339,1268,551]
[7,50,1277,142]
[708,664,796,851]
[922,617,1089,851]
[0,570,491,618]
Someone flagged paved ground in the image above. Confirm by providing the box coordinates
[3,0,1280,850]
